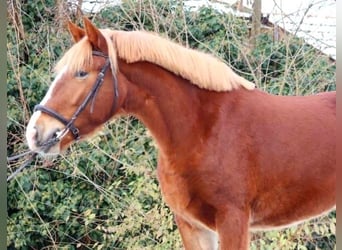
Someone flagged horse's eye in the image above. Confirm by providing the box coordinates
[75,71,88,79]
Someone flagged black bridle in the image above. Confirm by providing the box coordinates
[34,50,119,141]
[7,51,118,182]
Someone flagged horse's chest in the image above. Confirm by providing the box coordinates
[157,167,192,213]
[156,162,217,230]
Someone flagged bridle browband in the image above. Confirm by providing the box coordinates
[34,50,119,141]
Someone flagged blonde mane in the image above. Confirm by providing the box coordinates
[56,29,255,91]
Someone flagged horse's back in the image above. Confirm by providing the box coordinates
[316,90,336,114]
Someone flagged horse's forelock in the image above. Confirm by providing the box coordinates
[54,29,118,76]
[54,37,93,74]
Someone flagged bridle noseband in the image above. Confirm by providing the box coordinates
[34,51,119,142]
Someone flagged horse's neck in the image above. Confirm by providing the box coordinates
[119,60,212,158]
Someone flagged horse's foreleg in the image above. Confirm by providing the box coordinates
[175,214,218,250]
[216,207,250,250]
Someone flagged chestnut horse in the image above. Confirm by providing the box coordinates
[25,18,335,249]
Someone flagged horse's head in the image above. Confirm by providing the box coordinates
[26,18,122,155]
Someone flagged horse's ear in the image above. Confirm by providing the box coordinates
[83,17,108,53]
[67,21,86,42]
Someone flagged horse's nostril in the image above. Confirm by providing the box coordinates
[52,129,61,138]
